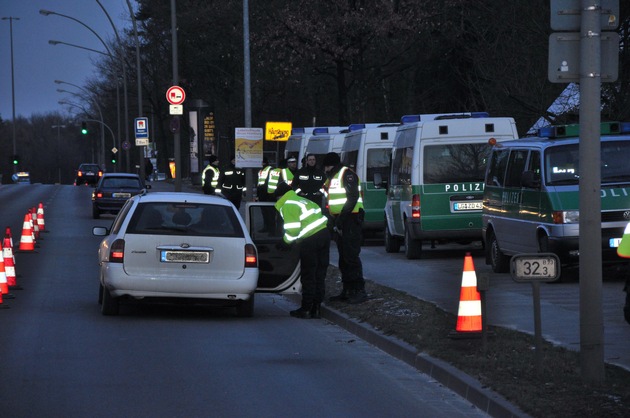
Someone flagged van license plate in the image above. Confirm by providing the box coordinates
[453,201,482,211]
[161,251,210,263]
[609,238,622,248]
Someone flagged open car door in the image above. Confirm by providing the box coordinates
[246,202,302,294]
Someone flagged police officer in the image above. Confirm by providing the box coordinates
[323,151,367,304]
[256,157,273,202]
[218,156,246,208]
[274,181,331,318]
[292,153,326,208]
[202,155,220,195]
[267,158,297,195]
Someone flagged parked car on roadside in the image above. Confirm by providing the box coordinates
[93,192,301,317]
[92,173,150,219]
[75,163,103,186]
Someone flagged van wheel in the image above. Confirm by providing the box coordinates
[538,235,563,282]
[404,223,422,259]
[488,231,510,273]
[384,223,400,253]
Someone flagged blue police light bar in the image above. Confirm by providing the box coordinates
[291,128,305,135]
[400,115,421,124]
[312,127,329,135]
[348,123,366,131]
[620,122,630,134]
[470,112,490,118]
[538,126,555,138]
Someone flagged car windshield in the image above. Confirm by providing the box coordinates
[545,141,630,186]
[126,202,244,237]
[81,165,100,172]
[101,178,142,189]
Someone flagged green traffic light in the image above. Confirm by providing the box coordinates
[81,121,88,135]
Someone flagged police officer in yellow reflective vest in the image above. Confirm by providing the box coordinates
[322,152,367,304]
[218,156,246,209]
[616,223,630,324]
[256,157,273,202]
[267,157,296,195]
[202,155,220,195]
[275,182,331,319]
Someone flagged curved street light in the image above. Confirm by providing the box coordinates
[41,8,130,171]
[1,16,20,173]
[55,81,106,168]
[49,39,122,170]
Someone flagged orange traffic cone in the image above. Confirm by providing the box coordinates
[37,202,46,232]
[18,213,36,252]
[0,246,13,300]
[0,283,8,309]
[31,207,40,240]
[450,253,483,337]
[3,238,17,288]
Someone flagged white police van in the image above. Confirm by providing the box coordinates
[304,128,348,164]
[384,113,519,259]
[285,126,346,165]
[341,123,399,232]
[482,122,630,276]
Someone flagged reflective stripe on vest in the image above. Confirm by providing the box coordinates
[279,199,328,242]
[326,167,363,215]
[202,165,220,188]
[257,166,272,186]
[618,222,630,258]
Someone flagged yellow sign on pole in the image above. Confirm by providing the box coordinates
[265,122,292,141]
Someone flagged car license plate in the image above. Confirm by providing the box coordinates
[112,193,131,198]
[161,250,210,263]
[86,171,94,175]
[609,238,622,248]
[453,201,482,211]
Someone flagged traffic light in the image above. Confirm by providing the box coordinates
[12,155,19,165]
[110,152,117,164]
[81,121,88,135]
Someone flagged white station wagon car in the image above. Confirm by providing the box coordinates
[93,192,301,317]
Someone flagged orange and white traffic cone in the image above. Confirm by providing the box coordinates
[0,245,13,300]
[37,202,46,232]
[18,213,36,252]
[31,207,40,240]
[3,239,18,289]
[450,252,483,337]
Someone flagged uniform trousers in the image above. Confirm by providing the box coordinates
[299,227,331,307]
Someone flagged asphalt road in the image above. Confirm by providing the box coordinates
[0,183,489,418]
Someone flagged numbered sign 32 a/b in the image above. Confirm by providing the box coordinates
[510,253,560,283]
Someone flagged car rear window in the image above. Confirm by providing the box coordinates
[125,202,244,238]
[102,178,142,188]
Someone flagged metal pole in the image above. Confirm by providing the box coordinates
[243,0,255,202]
[171,0,181,192]
[579,0,604,384]
[2,17,19,173]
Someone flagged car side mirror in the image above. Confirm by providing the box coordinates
[521,170,541,188]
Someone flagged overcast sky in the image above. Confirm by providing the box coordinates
[0,0,131,121]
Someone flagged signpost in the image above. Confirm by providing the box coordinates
[511,253,560,374]
[134,117,149,147]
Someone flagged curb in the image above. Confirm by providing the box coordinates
[285,293,529,418]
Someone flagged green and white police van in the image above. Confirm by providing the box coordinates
[341,123,399,233]
[304,128,348,165]
[384,112,519,259]
[482,122,630,275]
[285,126,346,164]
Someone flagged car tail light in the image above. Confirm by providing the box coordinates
[78,170,84,177]
[95,192,104,198]
[411,194,420,218]
[109,239,125,263]
[245,243,257,267]
[98,171,103,177]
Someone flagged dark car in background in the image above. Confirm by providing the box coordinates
[92,173,150,219]
[75,163,103,186]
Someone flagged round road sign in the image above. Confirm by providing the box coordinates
[166,86,186,105]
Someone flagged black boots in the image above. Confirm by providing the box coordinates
[329,288,349,302]
[290,303,322,319]
[290,306,312,319]
[329,288,367,304]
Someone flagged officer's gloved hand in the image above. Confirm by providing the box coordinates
[334,215,345,231]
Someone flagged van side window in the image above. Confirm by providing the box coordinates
[485,149,509,187]
[526,151,542,186]
[366,148,391,183]
[391,146,412,186]
[546,144,579,185]
[504,150,529,187]
[341,150,359,171]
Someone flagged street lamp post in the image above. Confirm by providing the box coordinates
[56,84,106,168]
[51,123,66,184]
[48,39,122,172]
[1,16,20,173]
[40,9,130,171]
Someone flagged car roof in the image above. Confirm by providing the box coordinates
[132,192,233,206]
[79,163,100,168]
[493,134,630,150]
[101,172,142,179]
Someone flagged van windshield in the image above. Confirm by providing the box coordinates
[423,143,491,184]
[545,141,630,186]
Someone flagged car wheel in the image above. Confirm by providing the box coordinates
[92,205,100,219]
[488,231,510,273]
[236,294,255,318]
[404,222,422,260]
[384,222,401,253]
[101,287,119,316]
[538,234,564,283]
